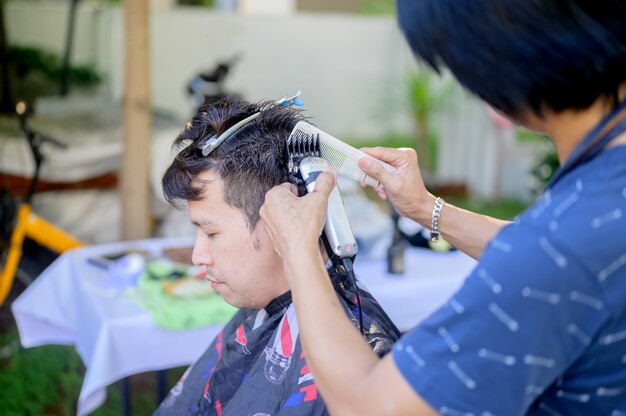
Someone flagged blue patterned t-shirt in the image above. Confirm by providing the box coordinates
[393,139,626,415]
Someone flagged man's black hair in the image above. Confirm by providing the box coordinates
[397,0,626,118]
[162,95,304,229]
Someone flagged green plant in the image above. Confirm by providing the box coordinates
[12,46,101,86]
[516,128,548,143]
[530,141,559,195]
[406,68,455,173]
[177,0,214,7]
[359,0,395,15]
[8,46,101,104]
[0,321,187,415]
[345,134,416,150]
[515,128,559,195]
[0,326,84,415]
[446,197,529,220]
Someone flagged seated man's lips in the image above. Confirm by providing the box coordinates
[205,271,223,284]
[206,275,224,286]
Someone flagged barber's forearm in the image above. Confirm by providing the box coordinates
[412,194,510,260]
[283,243,379,416]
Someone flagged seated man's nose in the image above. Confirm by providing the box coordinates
[192,246,213,266]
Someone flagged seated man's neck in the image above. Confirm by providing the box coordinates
[262,241,330,315]
[264,291,293,315]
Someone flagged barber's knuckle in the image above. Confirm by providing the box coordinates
[369,162,380,176]
[373,163,384,177]
[400,147,416,160]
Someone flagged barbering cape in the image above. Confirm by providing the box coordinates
[154,270,401,416]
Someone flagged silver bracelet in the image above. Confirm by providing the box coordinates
[430,197,445,242]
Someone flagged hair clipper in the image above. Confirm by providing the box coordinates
[297,157,358,261]
[286,133,358,264]
[286,132,363,333]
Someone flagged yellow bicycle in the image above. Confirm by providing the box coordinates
[0,102,83,306]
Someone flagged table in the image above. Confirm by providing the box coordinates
[12,238,476,415]
[355,248,477,331]
[12,237,222,416]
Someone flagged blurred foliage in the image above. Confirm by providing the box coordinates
[12,46,100,85]
[516,128,549,143]
[177,0,214,6]
[515,128,559,195]
[0,322,186,415]
[530,141,559,195]
[346,134,416,150]
[347,134,529,219]
[0,326,83,415]
[6,46,101,104]
[406,68,456,173]
[359,0,395,15]
[447,197,529,221]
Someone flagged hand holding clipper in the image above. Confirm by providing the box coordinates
[297,157,358,260]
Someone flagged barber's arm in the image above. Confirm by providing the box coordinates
[260,174,437,416]
[358,147,509,260]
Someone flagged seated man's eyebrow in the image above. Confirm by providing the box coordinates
[191,219,217,227]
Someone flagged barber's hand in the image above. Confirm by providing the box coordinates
[260,171,336,258]
[358,147,434,220]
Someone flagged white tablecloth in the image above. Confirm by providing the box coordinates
[355,248,476,331]
[12,238,475,415]
[12,237,222,416]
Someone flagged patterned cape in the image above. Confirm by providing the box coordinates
[154,269,400,416]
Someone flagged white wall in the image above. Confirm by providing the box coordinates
[238,0,296,14]
[7,2,409,137]
[5,1,541,201]
[6,1,107,68]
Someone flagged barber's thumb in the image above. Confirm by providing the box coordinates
[359,157,387,183]
[313,171,336,195]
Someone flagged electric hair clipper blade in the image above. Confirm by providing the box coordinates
[287,132,321,173]
[286,132,321,193]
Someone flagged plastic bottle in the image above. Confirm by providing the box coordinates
[387,208,406,275]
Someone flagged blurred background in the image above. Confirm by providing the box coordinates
[0,0,557,414]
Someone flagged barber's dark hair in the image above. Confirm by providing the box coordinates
[397,0,626,118]
[162,95,303,229]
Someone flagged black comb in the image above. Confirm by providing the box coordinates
[286,132,321,174]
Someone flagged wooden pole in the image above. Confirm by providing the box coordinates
[60,0,80,96]
[121,0,151,240]
[0,0,14,114]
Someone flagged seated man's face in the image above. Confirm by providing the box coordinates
[188,170,289,309]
